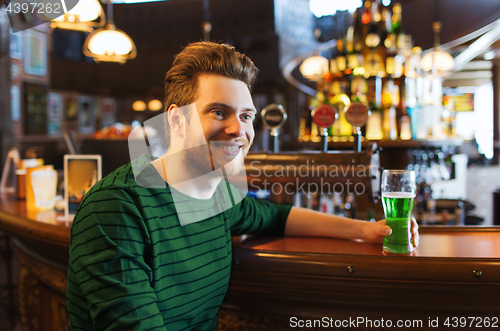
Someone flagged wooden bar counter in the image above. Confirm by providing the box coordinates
[1,192,499,331]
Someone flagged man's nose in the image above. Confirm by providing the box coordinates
[225,115,244,137]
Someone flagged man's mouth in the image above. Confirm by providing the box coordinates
[211,142,244,156]
[219,145,239,152]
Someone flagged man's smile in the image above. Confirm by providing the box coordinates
[210,141,245,156]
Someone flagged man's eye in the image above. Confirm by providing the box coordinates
[213,110,224,117]
[242,114,254,121]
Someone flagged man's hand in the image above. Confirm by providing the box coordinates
[363,217,419,247]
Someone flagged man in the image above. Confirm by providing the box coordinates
[67,41,418,331]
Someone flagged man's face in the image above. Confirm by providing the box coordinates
[182,74,256,177]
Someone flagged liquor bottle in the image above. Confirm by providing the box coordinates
[383,5,395,51]
[351,76,368,104]
[365,1,381,49]
[319,193,334,214]
[346,12,355,55]
[352,7,364,54]
[408,105,421,139]
[383,107,397,140]
[361,0,372,25]
[381,6,391,49]
[366,106,384,140]
[330,83,352,139]
[366,75,384,140]
[298,96,313,142]
[391,3,405,51]
[400,114,412,140]
[336,39,347,73]
[333,192,345,216]
[344,193,357,219]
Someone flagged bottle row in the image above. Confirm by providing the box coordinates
[299,74,457,143]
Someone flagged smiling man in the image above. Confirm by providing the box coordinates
[66,41,419,331]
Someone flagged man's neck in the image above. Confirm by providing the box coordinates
[151,153,222,200]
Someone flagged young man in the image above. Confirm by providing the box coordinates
[67,41,418,331]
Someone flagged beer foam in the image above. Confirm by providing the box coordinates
[382,192,416,199]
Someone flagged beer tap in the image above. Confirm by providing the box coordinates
[261,104,287,153]
[344,101,369,152]
[311,103,337,152]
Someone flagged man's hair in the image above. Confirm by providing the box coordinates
[164,41,259,110]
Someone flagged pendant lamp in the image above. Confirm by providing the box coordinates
[38,0,105,32]
[421,22,454,73]
[83,0,137,63]
[300,55,329,82]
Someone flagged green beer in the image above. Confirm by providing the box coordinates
[382,192,415,253]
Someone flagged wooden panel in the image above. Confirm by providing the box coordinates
[223,229,500,328]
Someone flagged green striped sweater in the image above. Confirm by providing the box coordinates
[66,155,291,331]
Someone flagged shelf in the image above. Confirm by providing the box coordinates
[17,134,94,143]
[298,138,465,150]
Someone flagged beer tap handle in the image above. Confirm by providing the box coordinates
[261,104,287,153]
[345,102,369,152]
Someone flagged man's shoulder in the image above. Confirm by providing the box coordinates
[82,154,168,205]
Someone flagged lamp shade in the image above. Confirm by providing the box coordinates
[132,101,147,111]
[38,0,104,31]
[148,100,163,111]
[83,23,137,63]
[53,0,102,22]
[300,56,329,81]
[421,50,454,72]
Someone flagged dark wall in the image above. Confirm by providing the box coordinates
[50,0,280,98]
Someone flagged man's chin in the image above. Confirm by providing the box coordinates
[212,151,246,176]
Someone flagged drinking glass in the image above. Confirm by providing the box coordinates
[381,170,416,254]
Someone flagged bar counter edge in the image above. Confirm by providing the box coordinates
[1,194,500,331]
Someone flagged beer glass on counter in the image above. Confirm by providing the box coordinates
[381,170,416,254]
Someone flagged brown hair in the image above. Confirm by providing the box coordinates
[164,41,258,110]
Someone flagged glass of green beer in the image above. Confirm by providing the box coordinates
[381,170,416,254]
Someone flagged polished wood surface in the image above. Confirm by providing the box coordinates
[0,193,71,247]
[236,227,500,258]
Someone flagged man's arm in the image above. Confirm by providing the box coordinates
[284,206,419,246]
[69,188,167,331]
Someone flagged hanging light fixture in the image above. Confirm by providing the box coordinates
[38,0,105,32]
[300,55,329,82]
[83,0,137,63]
[148,99,163,111]
[132,100,146,111]
[421,22,454,73]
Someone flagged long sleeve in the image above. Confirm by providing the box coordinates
[225,191,292,236]
[67,188,167,331]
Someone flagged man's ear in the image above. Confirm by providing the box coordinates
[167,104,186,138]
